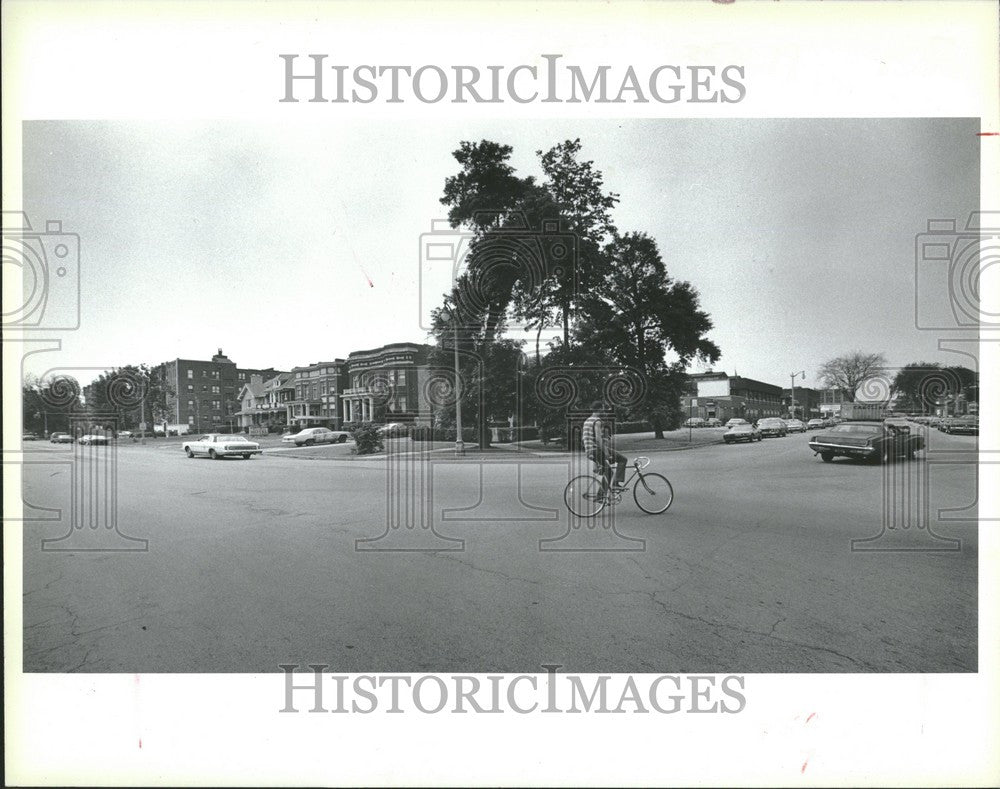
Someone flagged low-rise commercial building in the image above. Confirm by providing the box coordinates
[683,371,785,422]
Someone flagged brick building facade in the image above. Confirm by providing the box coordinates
[160,349,285,433]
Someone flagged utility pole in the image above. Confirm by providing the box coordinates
[452,308,464,456]
[790,370,805,420]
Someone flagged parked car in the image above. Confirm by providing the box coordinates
[378,422,408,437]
[117,430,133,439]
[22,432,39,441]
[723,423,762,444]
[683,417,707,428]
[757,417,788,438]
[704,418,723,428]
[50,433,74,444]
[725,418,750,429]
[282,426,350,446]
[784,419,807,433]
[808,420,925,463]
[183,433,262,459]
[78,434,110,445]
[942,416,978,435]
[806,418,826,430]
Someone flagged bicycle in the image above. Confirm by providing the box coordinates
[563,456,674,518]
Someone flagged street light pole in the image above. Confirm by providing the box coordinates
[451,307,465,456]
[790,370,805,420]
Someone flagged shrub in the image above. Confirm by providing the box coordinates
[410,425,446,441]
[443,426,479,443]
[351,423,384,455]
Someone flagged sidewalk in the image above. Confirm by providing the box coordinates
[274,428,724,462]
[518,427,725,455]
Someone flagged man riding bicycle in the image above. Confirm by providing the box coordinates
[582,400,628,500]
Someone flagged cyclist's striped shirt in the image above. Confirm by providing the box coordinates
[582,415,601,453]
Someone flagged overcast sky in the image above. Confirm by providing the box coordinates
[21,118,979,389]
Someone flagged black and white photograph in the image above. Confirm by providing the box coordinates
[4,1,998,786]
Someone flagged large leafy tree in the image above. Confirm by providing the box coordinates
[575,232,720,437]
[428,296,524,448]
[892,362,977,413]
[817,351,888,402]
[528,139,619,348]
[84,364,172,433]
[440,138,619,350]
[22,373,81,435]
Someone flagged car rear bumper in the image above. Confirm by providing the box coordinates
[808,441,875,457]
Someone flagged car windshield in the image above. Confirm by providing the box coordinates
[759,419,781,425]
[729,425,750,430]
[829,424,881,434]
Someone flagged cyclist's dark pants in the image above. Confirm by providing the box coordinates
[587,447,627,489]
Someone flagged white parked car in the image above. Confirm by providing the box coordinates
[378,422,408,436]
[282,427,350,446]
[784,419,807,433]
[183,433,262,460]
[78,433,110,445]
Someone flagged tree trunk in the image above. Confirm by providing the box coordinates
[651,412,664,440]
[562,297,570,350]
[479,416,491,449]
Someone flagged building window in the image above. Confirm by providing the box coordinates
[187,384,194,391]
[397,396,407,412]
[212,400,221,411]
[187,399,195,408]
[187,369,193,379]
[212,385,220,394]
[397,370,406,385]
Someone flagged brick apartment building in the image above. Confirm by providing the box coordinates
[159,349,286,433]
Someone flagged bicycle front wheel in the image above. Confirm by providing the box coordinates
[633,472,674,514]
[564,474,607,518]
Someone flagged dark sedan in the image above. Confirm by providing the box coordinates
[808,420,925,464]
[757,417,788,438]
[723,423,762,444]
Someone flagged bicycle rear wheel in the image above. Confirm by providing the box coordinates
[633,472,674,514]
[564,474,607,518]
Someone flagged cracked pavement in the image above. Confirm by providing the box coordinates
[20,431,978,672]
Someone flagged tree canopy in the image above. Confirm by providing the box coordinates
[817,351,888,402]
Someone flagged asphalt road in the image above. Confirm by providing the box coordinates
[20,428,978,672]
